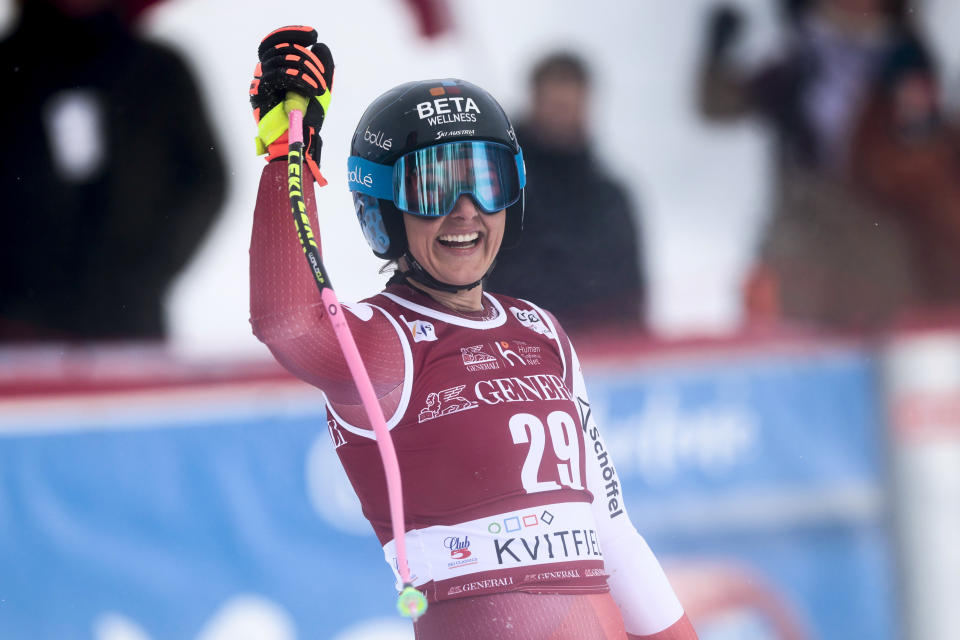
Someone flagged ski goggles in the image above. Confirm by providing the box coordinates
[348,141,525,218]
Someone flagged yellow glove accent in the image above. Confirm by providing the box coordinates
[255,103,292,155]
[254,93,330,156]
[316,91,332,115]
[284,92,309,115]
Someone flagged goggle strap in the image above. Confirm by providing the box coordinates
[515,148,526,189]
[347,156,394,200]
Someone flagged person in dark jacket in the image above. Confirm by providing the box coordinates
[699,0,943,331]
[849,45,960,312]
[0,0,226,342]
[485,52,646,337]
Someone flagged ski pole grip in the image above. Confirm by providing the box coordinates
[285,92,309,144]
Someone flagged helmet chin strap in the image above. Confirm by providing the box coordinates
[397,251,493,294]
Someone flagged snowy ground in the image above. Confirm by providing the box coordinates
[3,0,959,357]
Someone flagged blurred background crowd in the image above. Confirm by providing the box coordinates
[1,0,959,638]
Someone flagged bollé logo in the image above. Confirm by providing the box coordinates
[348,165,374,188]
[363,127,392,150]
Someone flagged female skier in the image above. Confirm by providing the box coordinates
[248,26,698,640]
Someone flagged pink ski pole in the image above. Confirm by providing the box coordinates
[284,93,427,620]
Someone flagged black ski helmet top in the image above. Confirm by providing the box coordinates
[349,78,524,260]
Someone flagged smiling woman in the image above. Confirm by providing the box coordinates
[401,203,505,311]
[248,25,697,640]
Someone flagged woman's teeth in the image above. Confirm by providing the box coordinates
[438,231,480,247]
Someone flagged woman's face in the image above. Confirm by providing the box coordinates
[403,196,505,287]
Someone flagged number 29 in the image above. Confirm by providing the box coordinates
[509,410,584,494]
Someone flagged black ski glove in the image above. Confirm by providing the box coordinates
[249,25,334,184]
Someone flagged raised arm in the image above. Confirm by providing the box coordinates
[698,4,796,127]
[247,27,405,410]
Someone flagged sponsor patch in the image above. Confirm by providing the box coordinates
[381,502,601,594]
[362,126,392,150]
[443,535,479,570]
[404,317,437,342]
[523,569,581,583]
[418,385,479,423]
[577,396,625,519]
[416,96,481,127]
[447,576,514,596]
[486,510,549,534]
[510,306,552,336]
[436,129,475,140]
[390,555,419,586]
[495,340,526,366]
[347,164,374,189]
[461,345,500,372]
[512,340,543,365]
[462,340,542,371]
[327,419,346,449]
[429,82,461,96]
[492,528,602,565]
[474,375,571,405]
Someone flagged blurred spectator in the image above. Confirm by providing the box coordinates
[849,44,960,310]
[0,0,226,342]
[485,51,646,337]
[700,0,948,331]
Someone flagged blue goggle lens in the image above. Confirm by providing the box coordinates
[395,141,522,218]
[348,141,525,218]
